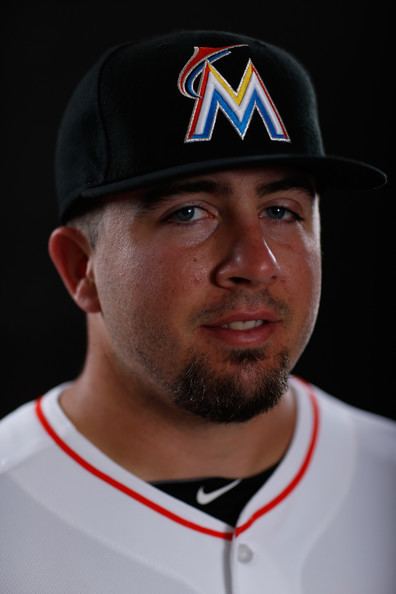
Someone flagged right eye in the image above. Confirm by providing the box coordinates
[166,205,209,224]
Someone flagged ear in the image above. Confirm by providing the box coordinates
[48,226,101,314]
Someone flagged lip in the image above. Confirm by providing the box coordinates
[200,310,282,347]
[203,310,281,326]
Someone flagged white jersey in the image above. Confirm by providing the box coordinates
[1,376,395,594]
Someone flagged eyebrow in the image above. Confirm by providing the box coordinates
[133,173,317,213]
[134,179,222,212]
[257,175,317,198]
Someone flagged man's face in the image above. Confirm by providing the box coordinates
[90,166,322,423]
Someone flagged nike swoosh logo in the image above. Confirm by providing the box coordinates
[196,479,241,505]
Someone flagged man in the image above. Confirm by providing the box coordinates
[1,30,395,593]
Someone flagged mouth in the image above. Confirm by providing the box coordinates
[200,311,282,347]
[219,319,266,330]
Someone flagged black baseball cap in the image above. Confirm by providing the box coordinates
[55,30,387,222]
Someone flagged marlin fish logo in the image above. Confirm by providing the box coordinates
[178,45,291,143]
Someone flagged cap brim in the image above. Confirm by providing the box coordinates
[80,154,387,200]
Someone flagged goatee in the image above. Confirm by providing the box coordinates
[171,349,290,423]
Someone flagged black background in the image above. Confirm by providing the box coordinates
[2,1,394,420]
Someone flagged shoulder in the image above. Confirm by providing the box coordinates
[0,385,66,474]
[308,380,396,464]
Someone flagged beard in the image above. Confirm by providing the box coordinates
[120,290,294,424]
[169,348,290,423]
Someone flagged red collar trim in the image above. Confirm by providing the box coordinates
[35,377,319,541]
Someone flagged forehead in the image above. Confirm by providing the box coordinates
[108,164,317,209]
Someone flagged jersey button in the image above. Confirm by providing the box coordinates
[237,543,254,563]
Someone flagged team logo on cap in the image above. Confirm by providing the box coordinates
[178,45,290,143]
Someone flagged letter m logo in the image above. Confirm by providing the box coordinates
[178,46,290,144]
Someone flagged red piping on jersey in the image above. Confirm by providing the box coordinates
[235,377,320,536]
[35,377,319,541]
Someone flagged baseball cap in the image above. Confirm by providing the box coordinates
[55,30,387,222]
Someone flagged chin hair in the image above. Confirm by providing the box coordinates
[171,350,290,423]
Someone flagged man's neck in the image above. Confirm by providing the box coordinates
[58,359,297,482]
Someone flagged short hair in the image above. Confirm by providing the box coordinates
[64,196,109,248]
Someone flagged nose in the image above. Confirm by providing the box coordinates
[213,220,281,288]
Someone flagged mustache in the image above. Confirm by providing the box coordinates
[193,290,291,325]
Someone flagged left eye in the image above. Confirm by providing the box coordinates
[168,206,207,223]
[265,206,300,221]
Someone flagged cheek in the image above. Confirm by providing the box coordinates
[275,237,321,365]
[128,243,209,317]
[278,233,322,311]
[300,247,322,322]
[303,225,322,303]
[297,252,322,337]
